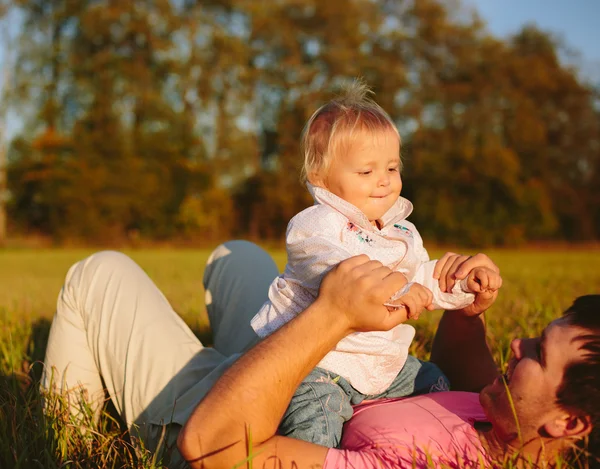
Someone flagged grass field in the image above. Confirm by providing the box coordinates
[1,247,600,468]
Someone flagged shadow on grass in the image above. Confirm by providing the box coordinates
[0,316,216,469]
[0,317,130,468]
[28,317,51,382]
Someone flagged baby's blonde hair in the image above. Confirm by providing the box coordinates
[301,79,400,183]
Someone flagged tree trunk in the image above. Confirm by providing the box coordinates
[0,64,7,246]
[0,143,5,246]
[0,7,11,247]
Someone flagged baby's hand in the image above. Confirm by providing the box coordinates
[386,283,434,320]
[465,267,503,293]
[434,252,500,293]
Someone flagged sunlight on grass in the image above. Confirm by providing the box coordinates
[0,247,599,468]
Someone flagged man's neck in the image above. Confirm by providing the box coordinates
[477,424,571,466]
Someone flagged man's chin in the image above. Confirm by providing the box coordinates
[479,378,504,414]
[479,381,524,445]
[479,389,501,435]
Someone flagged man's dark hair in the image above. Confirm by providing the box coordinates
[556,295,600,468]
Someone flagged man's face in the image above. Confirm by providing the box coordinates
[480,318,588,443]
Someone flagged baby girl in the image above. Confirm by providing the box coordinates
[250,80,498,447]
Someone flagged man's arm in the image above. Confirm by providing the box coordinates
[431,309,498,392]
[430,254,502,392]
[177,256,425,469]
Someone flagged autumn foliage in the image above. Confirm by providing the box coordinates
[3,0,599,245]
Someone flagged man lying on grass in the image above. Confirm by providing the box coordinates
[43,242,599,468]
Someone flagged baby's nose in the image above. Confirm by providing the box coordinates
[379,175,390,186]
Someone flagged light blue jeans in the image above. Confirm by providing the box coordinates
[279,356,449,448]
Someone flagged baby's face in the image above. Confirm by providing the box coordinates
[322,129,402,224]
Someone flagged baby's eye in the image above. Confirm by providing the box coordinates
[388,166,399,172]
[358,170,372,176]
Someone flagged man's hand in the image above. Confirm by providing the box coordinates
[316,255,412,334]
[433,252,502,316]
[385,283,434,320]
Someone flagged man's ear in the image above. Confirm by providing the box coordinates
[544,414,592,439]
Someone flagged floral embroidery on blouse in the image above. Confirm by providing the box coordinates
[393,223,413,237]
[347,222,373,244]
[429,376,450,393]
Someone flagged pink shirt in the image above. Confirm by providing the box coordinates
[324,392,492,468]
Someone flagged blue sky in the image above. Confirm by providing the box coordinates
[467,0,600,80]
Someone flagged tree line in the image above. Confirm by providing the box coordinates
[1,0,599,246]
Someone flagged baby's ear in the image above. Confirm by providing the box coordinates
[308,171,325,187]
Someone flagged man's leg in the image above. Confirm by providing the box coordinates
[42,250,228,431]
[42,245,279,467]
[203,240,279,356]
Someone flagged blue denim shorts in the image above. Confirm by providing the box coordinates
[278,355,449,448]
